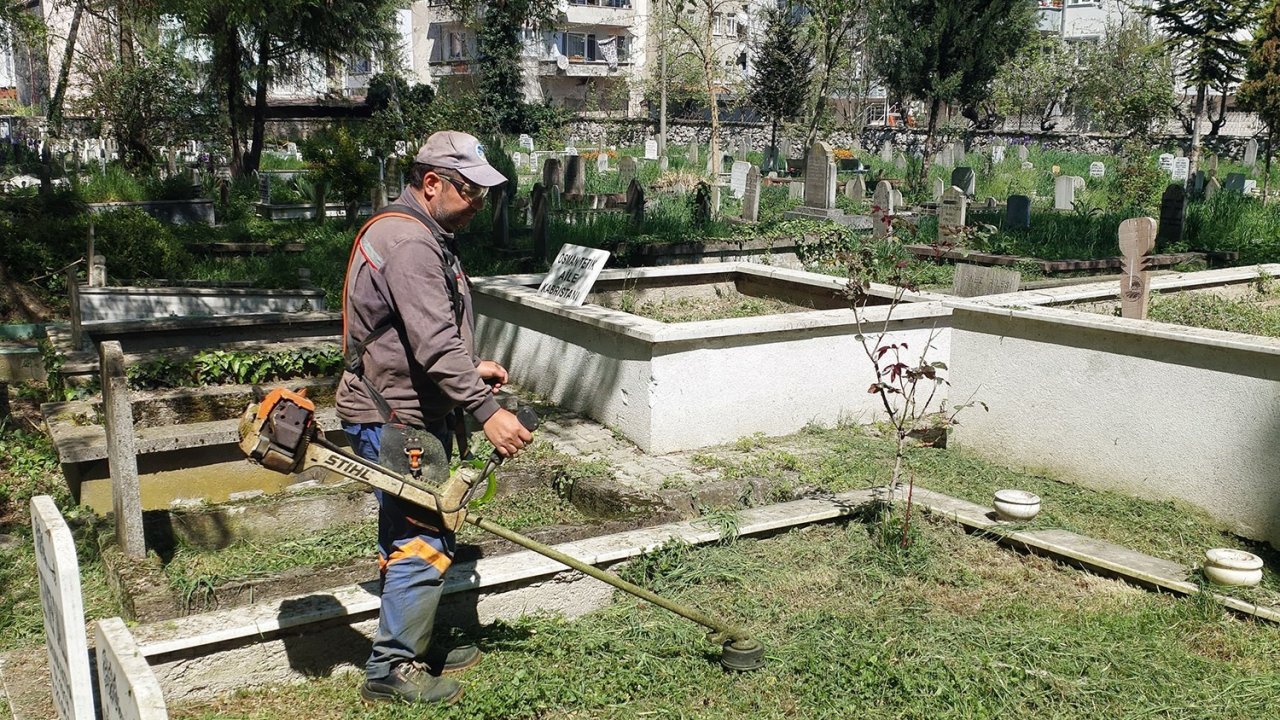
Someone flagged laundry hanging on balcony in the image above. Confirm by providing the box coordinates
[597,36,618,71]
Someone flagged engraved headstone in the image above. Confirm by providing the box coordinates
[32,496,95,720]
[938,186,968,245]
[805,142,837,209]
[1017,145,1029,162]
[1171,157,1190,182]
[1244,179,1258,195]
[847,175,866,201]
[542,157,563,191]
[1225,172,1247,193]
[936,144,953,168]
[258,172,270,204]
[871,180,895,239]
[1089,162,1105,178]
[1158,153,1174,173]
[1192,171,1206,194]
[1119,217,1157,319]
[991,145,1005,164]
[596,152,608,173]
[950,167,975,196]
[788,180,804,200]
[880,140,893,163]
[730,160,750,199]
[519,134,534,151]
[932,178,945,202]
[644,139,658,160]
[892,188,904,208]
[1157,184,1186,247]
[659,156,669,172]
[564,155,585,195]
[512,151,523,170]
[1021,161,1034,171]
[1054,175,1075,210]
[95,618,167,720]
[1245,138,1259,166]
[618,156,637,189]
[537,244,611,306]
[953,264,1022,298]
[742,166,761,222]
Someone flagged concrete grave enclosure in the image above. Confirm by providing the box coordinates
[474,263,953,453]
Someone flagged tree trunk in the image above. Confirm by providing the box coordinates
[769,118,778,172]
[1265,134,1272,204]
[48,0,86,136]
[219,25,246,177]
[244,33,272,175]
[922,95,941,183]
[1189,83,1206,178]
[705,8,719,178]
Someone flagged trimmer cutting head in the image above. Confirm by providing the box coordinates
[720,638,765,672]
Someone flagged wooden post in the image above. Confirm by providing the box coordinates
[1119,217,1156,320]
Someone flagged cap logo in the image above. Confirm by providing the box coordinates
[475,143,486,160]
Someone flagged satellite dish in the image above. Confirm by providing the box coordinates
[556,54,568,71]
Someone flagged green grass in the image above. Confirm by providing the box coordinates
[169,516,1280,719]
[1147,283,1280,338]
[601,288,813,323]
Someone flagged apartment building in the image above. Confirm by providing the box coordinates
[412,0,650,116]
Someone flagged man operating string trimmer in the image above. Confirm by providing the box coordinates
[336,131,531,706]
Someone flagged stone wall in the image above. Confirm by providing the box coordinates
[567,118,1267,163]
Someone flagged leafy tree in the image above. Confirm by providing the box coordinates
[1238,0,1280,199]
[799,0,862,152]
[77,42,217,168]
[160,0,402,177]
[866,0,1035,155]
[990,34,1076,131]
[1075,18,1176,137]
[302,123,377,225]
[668,0,749,177]
[1144,0,1266,174]
[748,3,812,164]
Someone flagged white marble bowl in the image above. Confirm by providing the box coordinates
[992,489,1041,521]
[1203,548,1264,587]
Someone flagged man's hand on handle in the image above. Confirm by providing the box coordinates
[483,407,532,458]
[476,360,508,393]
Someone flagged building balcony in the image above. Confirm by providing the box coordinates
[1036,8,1062,32]
[537,58,632,77]
[564,6,634,28]
[427,60,475,75]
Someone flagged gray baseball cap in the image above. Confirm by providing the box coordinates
[414,131,507,187]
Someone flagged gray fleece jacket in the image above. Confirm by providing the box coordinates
[335,188,501,428]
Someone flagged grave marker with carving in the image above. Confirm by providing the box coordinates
[1119,217,1157,320]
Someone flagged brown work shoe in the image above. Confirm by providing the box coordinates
[361,662,464,705]
[426,644,483,674]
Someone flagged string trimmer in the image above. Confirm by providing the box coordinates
[236,388,766,671]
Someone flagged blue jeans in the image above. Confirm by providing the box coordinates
[343,420,455,680]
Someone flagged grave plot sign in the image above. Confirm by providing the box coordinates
[537,244,611,306]
[32,495,95,720]
[96,618,167,720]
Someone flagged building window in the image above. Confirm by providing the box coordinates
[350,56,373,75]
[712,12,739,37]
[556,32,629,63]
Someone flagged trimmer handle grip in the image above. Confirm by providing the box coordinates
[515,406,540,432]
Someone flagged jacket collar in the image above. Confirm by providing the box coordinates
[397,186,455,243]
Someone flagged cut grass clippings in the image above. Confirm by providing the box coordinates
[169,516,1280,719]
[600,288,814,323]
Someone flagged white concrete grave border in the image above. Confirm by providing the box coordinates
[472,263,954,453]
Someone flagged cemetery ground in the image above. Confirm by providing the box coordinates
[4,398,1280,717]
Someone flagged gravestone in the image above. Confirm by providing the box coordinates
[1205,176,1221,200]
[1171,157,1190,182]
[1158,153,1174,173]
[1175,147,1184,158]
[1191,171,1206,194]
[991,145,1005,164]
[537,244,611,306]
[936,144,953,168]
[32,495,95,720]
[626,178,645,225]
[762,146,779,173]
[531,183,549,260]
[512,151,523,170]
[847,175,866,201]
[892,187,904,208]
[564,155,585,195]
[880,140,893,163]
[844,178,859,200]
[932,178,945,202]
[1089,162,1105,179]
[805,142,837,209]
[950,167,976,196]
[937,186,968,246]
[953,264,1022,298]
[1225,172,1247,193]
[596,152,608,173]
[788,180,804,200]
[894,153,906,170]
[1157,184,1186,247]
[984,197,998,209]
[1244,179,1258,195]
[1207,155,1219,173]
[659,156,669,172]
[730,160,750,199]
[710,185,721,217]
[1017,145,1029,162]
[101,342,144,559]
[1245,138,1259,166]
[871,180,895,239]
[687,140,699,166]
[618,156,637,189]
[742,166,761,222]
[1054,175,1075,210]
[542,157,563,192]
[258,173,270,204]
[519,134,534,151]
[693,182,712,225]
[96,618,167,720]
[564,144,578,155]
[644,139,658,160]
[736,140,748,161]
[1021,161,1034,171]
[1071,176,1085,193]
[1119,217,1157,320]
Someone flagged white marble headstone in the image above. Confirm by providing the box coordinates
[1158,153,1175,173]
[95,618,167,720]
[32,496,94,720]
[519,134,534,151]
[730,161,750,199]
[991,145,1005,164]
[644,139,658,160]
[1171,157,1190,182]
[1089,162,1105,178]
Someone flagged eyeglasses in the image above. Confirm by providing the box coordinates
[436,172,488,203]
